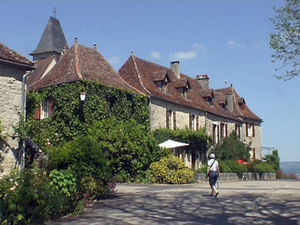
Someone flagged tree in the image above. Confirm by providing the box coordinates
[264,149,280,171]
[270,0,300,80]
[212,132,251,161]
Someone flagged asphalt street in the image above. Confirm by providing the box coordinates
[50,180,300,225]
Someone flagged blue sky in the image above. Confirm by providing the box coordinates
[1,0,299,161]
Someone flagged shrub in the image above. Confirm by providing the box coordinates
[195,166,208,174]
[49,169,77,198]
[48,136,112,199]
[0,169,76,224]
[222,160,248,176]
[219,161,232,173]
[150,156,195,184]
[264,150,280,171]
[89,118,170,179]
[212,132,250,161]
[253,162,274,174]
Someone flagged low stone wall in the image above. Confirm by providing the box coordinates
[196,172,276,183]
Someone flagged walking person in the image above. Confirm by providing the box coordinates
[207,153,219,197]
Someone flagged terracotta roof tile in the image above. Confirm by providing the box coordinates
[29,44,143,95]
[119,56,241,121]
[0,42,34,67]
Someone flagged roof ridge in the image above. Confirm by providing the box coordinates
[131,56,151,95]
[74,43,83,80]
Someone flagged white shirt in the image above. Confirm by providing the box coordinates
[208,158,219,172]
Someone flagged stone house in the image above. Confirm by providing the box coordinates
[0,43,35,177]
[119,56,262,168]
[28,16,262,169]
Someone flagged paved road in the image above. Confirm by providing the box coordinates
[51,180,300,225]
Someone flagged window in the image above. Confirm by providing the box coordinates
[177,87,188,99]
[235,124,241,138]
[246,123,255,137]
[166,109,172,129]
[155,80,168,93]
[212,124,218,144]
[196,116,199,130]
[189,114,195,130]
[220,123,224,139]
[35,98,54,120]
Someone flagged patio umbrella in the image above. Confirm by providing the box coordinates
[159,139,189,149]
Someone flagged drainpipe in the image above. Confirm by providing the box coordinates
[20,70,31,169]
[21,71,31,120]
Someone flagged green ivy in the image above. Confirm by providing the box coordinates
[23,80,149,149]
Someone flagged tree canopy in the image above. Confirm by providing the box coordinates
[270,0,300,80]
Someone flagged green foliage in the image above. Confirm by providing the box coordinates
[195,166,208,174]
[88,118,169,180]
[49,169,77,198]
[219,161,232,173]
[153,128,212,159]
[264,150,280,171]
[221,160,248,176]
[48,136,112,198]
[212,132,250,161]
[0,169,78,225]
[150,156,195,184]
[253,162,274,174]
[270,0,300,80]
[23,81,149,148]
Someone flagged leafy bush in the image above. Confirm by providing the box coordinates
[219,161,232,173]
[0,169,78,225]
[221,160,248,176]
[48,136,112,198]
[89,118,170,180]
[195,166,208,174]
[253,162,274,174]
[49,169,77,198]
[212,132,250,161]
[150,156,195,184]
[264,150,280,171]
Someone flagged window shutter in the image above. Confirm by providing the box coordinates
[173,111,176,130]
[225,124,228,137]
[166,109,169,129]
[196,116,199,130]
[246,123,248,137]
[49,98,54,118]
[35,107,41,120]
[252,124,255,137]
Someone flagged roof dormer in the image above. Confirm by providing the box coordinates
[152,70,170,93]
[174,79,191,99]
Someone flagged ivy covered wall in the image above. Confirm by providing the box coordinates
[24,81,149,149]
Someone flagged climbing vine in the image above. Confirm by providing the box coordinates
[23,80,149,150]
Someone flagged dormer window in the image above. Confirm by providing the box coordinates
[153,71,170,94]
[174,79,190,100]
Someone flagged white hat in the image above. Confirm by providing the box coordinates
[210,153,215,158]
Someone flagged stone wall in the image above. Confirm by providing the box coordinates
[196,172,276,183]
[0,66,25,177]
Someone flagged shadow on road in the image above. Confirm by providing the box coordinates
[51,188,300,225]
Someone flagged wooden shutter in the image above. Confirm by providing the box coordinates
[252,124,255,137]
[34,106,41,120]
[173,111,176,130]
[246,123,248,137]
[166,109,169,129]
[196,116,199,130]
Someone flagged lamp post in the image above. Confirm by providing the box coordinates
[80,92,86,101]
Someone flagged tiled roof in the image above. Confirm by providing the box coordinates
[30,17,68,56]
[29,43,143,95]
[119,55,262,122]
[215,87,262,122]
[0,42,34,67]
[27,55,56,87]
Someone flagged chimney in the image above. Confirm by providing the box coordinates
[170,61,180,79]
[196,74,210,89]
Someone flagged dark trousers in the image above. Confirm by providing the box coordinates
[209,171,219,188]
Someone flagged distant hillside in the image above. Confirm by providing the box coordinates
[280,161,300,178]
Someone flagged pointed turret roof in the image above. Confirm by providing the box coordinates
[30,16,68,59]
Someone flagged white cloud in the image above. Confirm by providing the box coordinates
[169,51,197,60]
[227,40,247,49]
[151,51,161,59]
[193,43,207,51]
[108,56,121,66]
